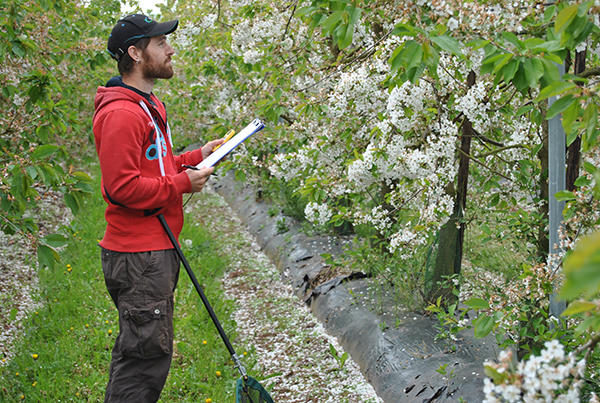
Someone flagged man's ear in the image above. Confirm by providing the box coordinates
[127,45,142,63]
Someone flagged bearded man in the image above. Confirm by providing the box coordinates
[92,14,223,402]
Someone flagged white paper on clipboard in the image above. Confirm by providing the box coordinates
[196,118,265,169]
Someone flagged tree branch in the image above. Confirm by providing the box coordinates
[578,66,600,79]
[281,0,299,41]
[457,148,513,182]
[475,144,529,159]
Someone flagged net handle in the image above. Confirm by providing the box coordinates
[157,214,247,378]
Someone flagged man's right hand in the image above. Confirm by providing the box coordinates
[185,167,214,193]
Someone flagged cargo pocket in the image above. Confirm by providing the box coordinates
[117,299,172,359]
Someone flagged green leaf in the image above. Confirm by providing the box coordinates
[562,300,596,316]
[542,52,564,64]
[32,144,59,160]
[574,175,591,187]
[295,6,316,18]
[389,40,422,72]
[539,62,559,88]
[522,58,544,89]
[537,81,575,101]
[516,103,533,116]
[71,171,92,182]
[473,313,496,338]
[554,190,575,201]
[523,37,545,50]
[544,5,556,23]
[42,233,69,248]
[37,244,59,269]
[422,41,440,67]
[501,31,524,50]
[583,161,597,174]
[480,52,507,75]
[561,100,580,134]
[547,94,574,120]
[464,297,490,310]
[320,10,343,33]
[502,59,520,82]
[484,364,508,384]
[582,102,599,151]
[492,53,513,74]
[534,40,563,53]
[405,64,425,83]
[555,3,579,33]
[561,232,600,300]
[575,315,600,335]
[430,35,462,56]
[512,63,529,93]
[64,192,82,215]
[392,23,418,37]
[337,7,361,49]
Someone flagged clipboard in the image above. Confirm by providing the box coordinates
[196,118,265,169]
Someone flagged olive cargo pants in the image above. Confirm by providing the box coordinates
[101,248,180,403]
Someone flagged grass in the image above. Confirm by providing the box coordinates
[0,164,258,402]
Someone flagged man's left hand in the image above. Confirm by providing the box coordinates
[201,138,225,159]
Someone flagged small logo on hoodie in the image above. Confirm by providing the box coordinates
[145,137,167,160]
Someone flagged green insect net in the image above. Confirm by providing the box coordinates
[236,376,274,403]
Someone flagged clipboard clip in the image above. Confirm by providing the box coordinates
[213,129,236,152]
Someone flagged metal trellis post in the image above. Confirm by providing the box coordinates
[548,63,567,319]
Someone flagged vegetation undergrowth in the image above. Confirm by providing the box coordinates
[0,162,258,402]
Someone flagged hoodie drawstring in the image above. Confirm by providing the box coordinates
[139,99,172,177]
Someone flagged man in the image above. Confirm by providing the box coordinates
[92,14,223,402]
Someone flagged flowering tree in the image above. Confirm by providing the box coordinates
[167,0,598,296]
[158,0,600,396]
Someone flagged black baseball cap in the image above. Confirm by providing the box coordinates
[107,14,178,61]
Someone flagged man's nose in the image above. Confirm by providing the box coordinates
[166,43,175,56]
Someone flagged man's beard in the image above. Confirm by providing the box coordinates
[141,56,173,79]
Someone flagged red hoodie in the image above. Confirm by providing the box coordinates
[93,82,203,252]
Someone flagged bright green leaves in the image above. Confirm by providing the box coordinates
[64,171,94,215]
[430,35,462,57]
[554,1,595,50]
[38,233,70,269]
[32,144,60,160]
[555,3,579,33]
[463,297,490,310]
[561,232,600,301]
[0,0,109,269]
[560,232,600,335]
[537,81,576,101]
[388,23,465,83]
[389,39,425,82]
[481,47,562,95]
[22,70,59,108]
[473,312,501,338]
[296,0,362,50]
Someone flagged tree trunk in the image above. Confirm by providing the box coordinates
[566,50,586,191]
[537,118,549,261]
[426,71,475,304]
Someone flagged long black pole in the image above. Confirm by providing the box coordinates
[157,214,246,377]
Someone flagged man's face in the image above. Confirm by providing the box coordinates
[141,35,175,79]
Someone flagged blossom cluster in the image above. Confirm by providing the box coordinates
[231,17,285,64]
[304,202,333,227]
[483,342,587,403]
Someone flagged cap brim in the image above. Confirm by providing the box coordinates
[148,19,178,37]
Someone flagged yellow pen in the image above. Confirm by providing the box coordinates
[212,129,235,152]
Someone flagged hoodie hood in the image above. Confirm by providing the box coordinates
[93,77,167,128]
[94,85,141,114]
